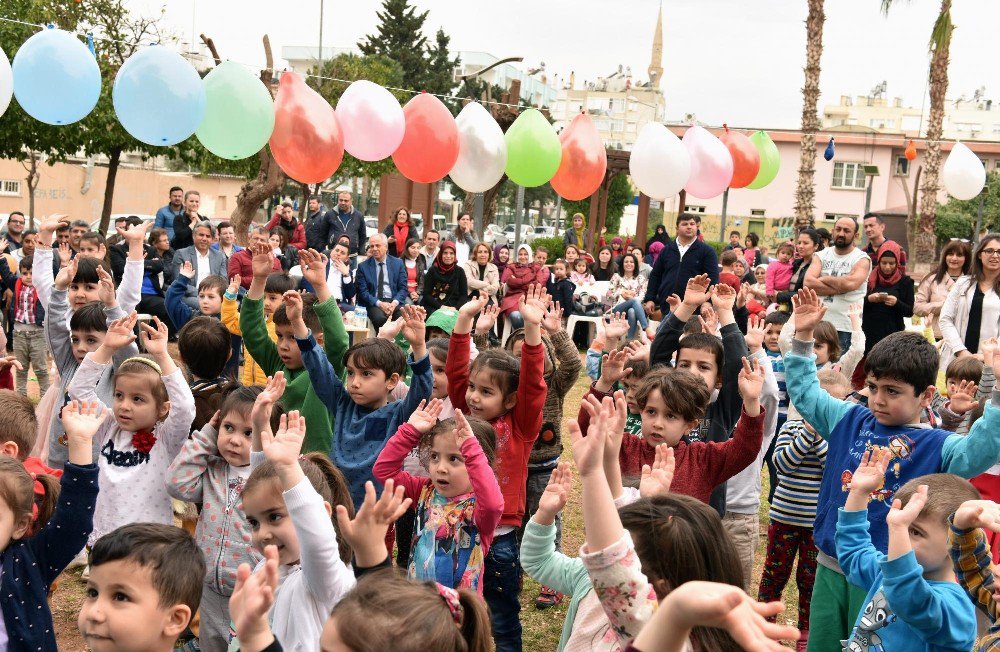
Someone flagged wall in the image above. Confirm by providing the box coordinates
[0,158,248,221]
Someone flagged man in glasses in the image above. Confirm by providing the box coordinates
[863,212,907,273]
[3,211,27,252]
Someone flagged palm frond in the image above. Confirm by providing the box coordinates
[929,7,954,53]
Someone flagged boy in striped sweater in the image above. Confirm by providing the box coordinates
[758,368,851,651]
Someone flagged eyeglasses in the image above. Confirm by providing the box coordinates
[982,249,1000,258]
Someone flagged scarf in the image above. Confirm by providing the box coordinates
[648,240,665,264]
[492,244,509,278]
[867,240,904,293]
[434,241,458,273]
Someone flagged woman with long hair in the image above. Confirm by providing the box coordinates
[268,226,299,272]
[420,241,468,315]
[264,201,306,249]
[383,206,420,258]
[464,242,500,304]
[915,239,972,338]
[451,213,476,265]
[607,253,650,338]
[401,237,426,303]
[777,228,821,311]
[590,246,617,282]
[939,234,1000,371]
[744,232,763,268]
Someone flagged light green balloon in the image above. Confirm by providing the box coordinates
[196,61,275,160]
[504,108,562,187]
[746,130,780,189]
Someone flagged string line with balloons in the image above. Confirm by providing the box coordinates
[0,14,986,202]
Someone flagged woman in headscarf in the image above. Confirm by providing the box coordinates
[420,241,468,316]
[645,240,665,267]
[492,243,510,280]
[862,240,914,357]
[649,224,669,246]
[500,243,548,330]
[562,213,592,252]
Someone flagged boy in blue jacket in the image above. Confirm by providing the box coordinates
[786,287,1000,652]
[838,449,978,651]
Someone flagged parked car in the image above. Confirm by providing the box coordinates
[365,218,379,240]
[90,214,156,235]
[483,224,506,246]
[534,225,556,239]
[503,224,536,244]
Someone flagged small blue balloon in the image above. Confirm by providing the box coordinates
[824,137,835,161]
[113,45,205,146]
[12,26,101,125]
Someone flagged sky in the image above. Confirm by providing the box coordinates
[133,0,1000,129]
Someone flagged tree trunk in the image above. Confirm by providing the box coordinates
[226,34,285,246]
[793,0,825,230]
[22,152,40,229]
[902,165,923,257]
[914,0,953,269]
[99,148,122,235]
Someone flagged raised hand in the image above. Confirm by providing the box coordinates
[298,249,329,287]
[625,338,650,363]
[639,444,675,498]
[139,316,169,358]
[262,411,306,472]
[602,312,629,341]
[953,499,1000,532]
[53,256,78,291]
[948,379,980,415]
[666,293,682,314]
[737,357,765,400]
[744,314,766,352]
[459,292,489,321]
[103,312,139,351]
[535,462,572,523]
[682,274,713,307]
[96,266,117,308]
[179,260,196,279]
[848,447,891,497]
[38,214,69,239]
[886,484,928,529]
[736,282,750,309]
[791,288,827,336]
[598,349,633,390]
[542,301,564,333]
[249,243,275,278]
[570,395,611,478]
[228,274,242,295]
[407,398,444,433]
[62,400,109,465]
[0,356,23,373]
[336,480,412,567]
[607,390,628,443]
[518,284,549,326]
[453,408,475,446]
[57,242,73,264]
[982,337,999,368]
[230,546,279,651]
[399,304,427,345]
[282,290,304,326]
[711,282,737,313]
[251,372,285,440]
[121,220,151,246]
[377,315,405,340]
[848,302,863,328]
[474,303,501,335]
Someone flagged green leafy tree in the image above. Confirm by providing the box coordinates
[562,174,634,235]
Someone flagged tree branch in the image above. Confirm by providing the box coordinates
[200,33,221,65]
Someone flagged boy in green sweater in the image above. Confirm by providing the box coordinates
[239,244,348,452]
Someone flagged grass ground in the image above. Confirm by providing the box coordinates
[49,358,803,650]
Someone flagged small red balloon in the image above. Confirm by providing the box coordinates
[269,71,344,184]
[550,113,607,201]
[392,93,460,184]
[905,139,917,161]
[719,126,760,189]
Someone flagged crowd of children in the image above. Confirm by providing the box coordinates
[8,213,1000,652]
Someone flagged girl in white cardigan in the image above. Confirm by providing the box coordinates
[939,235,1000,374]
[67,313,196,546]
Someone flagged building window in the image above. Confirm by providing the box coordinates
[894,156,910,177]
[609,98,625,114]
[587,97,604,112]
[994,160,1000,170]
[869,118,895,129]
[0,180,20,197]
[831,162,867,189]
[750,209,765,217]
[684,205,706,214]
[627,121,637,133]
[610,119,624,132]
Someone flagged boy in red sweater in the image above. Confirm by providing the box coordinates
[448,285,548,652]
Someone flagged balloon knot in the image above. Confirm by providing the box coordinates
[723,123,729,132]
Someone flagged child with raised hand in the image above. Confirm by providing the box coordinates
[778,302,866,380]
[949,499,1000,650]
[222,272,297,386]
[0,400,105,652]
[838,450,978,651]
[166,385,282,652]
[44,256,142,470]
[166,259,226,327]
[68,313,196,545]
[567,393,750,651]
[449,285,548,651]
[241,407,356,652]
[239,244,349,453]
[786,287,1000,652]
[374,398,502,591]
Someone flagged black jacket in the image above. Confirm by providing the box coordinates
[326,208,367,257]
[643,239,720,314]
[304,209,338,251]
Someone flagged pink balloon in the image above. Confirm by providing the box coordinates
[682,126,734,199]
[335,80,404,161]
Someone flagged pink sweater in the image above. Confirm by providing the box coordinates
[765,259,793,296]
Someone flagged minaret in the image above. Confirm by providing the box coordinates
[648,3,664,88]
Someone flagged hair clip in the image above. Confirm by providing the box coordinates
[435,583,464,627]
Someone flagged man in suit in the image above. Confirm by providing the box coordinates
[326,191,366,272]
[643,213,720,317]
[172,220,226,310]
[356,233,406,330]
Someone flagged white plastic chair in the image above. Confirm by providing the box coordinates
[566,314,604,344]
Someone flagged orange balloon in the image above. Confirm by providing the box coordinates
[269,71,343,184]
[905,139,917,161]
[392,93,459,184]
[719,126,760,189]
[550,113,607,201]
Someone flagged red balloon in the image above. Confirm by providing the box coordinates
[905,139,917,161]
[392,93,459,184]
[550,113,607,201]
[269,72,344,184]
[719,126,760,189]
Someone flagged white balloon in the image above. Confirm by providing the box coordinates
[629,123,690,200]
[335,80,405,161]
[449,103,507,193]
[0,45,11,118]
[942,142,987,201]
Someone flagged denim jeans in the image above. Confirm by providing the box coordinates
[519,465,562,551]
[485,531,522,652]
[612,298,649,338]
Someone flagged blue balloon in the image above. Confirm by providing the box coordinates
[114,45,205,146]
[12,26,101,125]
[824,137,835,161]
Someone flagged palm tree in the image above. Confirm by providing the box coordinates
[793,0,825,230]
[882,0,953,265]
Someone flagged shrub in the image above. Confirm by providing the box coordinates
[531,236,565,263]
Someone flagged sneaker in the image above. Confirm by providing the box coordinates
[796,630,808,652]
[535,585,563,609]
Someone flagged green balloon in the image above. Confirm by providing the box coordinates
[746,130,780,189]
[504,108,562,187]
[196,61,275,160]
